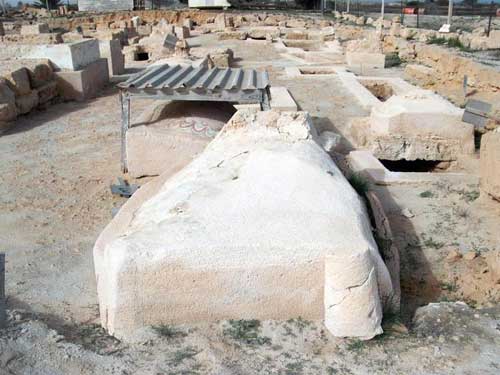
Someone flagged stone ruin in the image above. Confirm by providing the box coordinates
[94,110,396,340]
[1,7,499,349]
[350,89,475,162]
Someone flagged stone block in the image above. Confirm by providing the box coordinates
[0,103,17,123]
[99,39,125,76]
[137,24,152,37]
[346,52,386,70]
[94,110,394,341]
[54,58,109,101]
[218,31,247,40]
[3,68,32,96]
[126,100,232,177]
[28,62,54,88]
[36,81,58,105]
[269,87,298,112]
[209,48,234,68]
[28,39,100,71]
[284,31,309,40]
[0,78,16,105]
[404,64,436,87]
[15,90,39,114]
[20,23,50,35]
[0,78,17,128]
[351,90,475,161]
[183,18,194,30]
[174,26,190,40]
[480,129,500,201]
[126,125,210,178]
[247,27,280,40]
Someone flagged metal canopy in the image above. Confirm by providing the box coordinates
[118,64,271,172]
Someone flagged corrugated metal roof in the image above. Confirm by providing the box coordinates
[118,64,270,92]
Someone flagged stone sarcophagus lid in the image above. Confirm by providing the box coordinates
[94,110,395,341]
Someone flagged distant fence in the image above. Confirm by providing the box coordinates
[331,2,499,31]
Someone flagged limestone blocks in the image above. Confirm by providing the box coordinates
[269,87,298,112]
[95,110,395,341]
[345,37,385,70]
[480,129,500,201]
[20,23,50,35]
[0,61,59,129]
[28,39,101,71]
[350,90,475,161]
[99,39,125,76]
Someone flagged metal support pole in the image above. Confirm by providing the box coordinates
[261,89,271,111]
[487,1,494,37]
[416,3,419,29]
[381,0,385,21]
[347,0,350,13]
[120,91,130,174]
[0,253,5,328]
[0,0,7,15]
[447,0,453,26]
[401,0,404,25]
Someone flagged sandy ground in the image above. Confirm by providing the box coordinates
[0,33,499,374]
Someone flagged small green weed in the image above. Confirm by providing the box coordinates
[419,190,434,198]
[223,319,271,346]
[460,190,480,203]
[152,324,187,340]
[286,316,312,332]
[440,281,457,292]
[285,361,304,374]
[171,346,199,366]
[427,35,473,52]
[423,237,444,249]
[348,173,370,196]
[346,340,365,351]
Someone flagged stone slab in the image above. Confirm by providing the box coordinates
[99,39,125,76]
[54,58,109,101]
[346,52,385,70]
[95,110,394,341]
[20,23,50,35]
[480,130,500,201]
[269,86,298,111]
[28,39,100,71]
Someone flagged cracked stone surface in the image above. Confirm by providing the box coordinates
[94,110,394,340]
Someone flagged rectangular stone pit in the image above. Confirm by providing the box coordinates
[286,66,339,78]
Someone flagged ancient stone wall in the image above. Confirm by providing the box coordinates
[0,60,59,131]
[404,44,500,119]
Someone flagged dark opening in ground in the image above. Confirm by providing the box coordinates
[136,52,149,61]
[360,81,394,102]
[379,159,446,173]
[474,131,483,150]
[298,67,337,75]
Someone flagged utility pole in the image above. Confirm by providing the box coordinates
[487,1,494,37]
[0,254,5,328]
[0,0,7,15]
[447,0,453,26]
